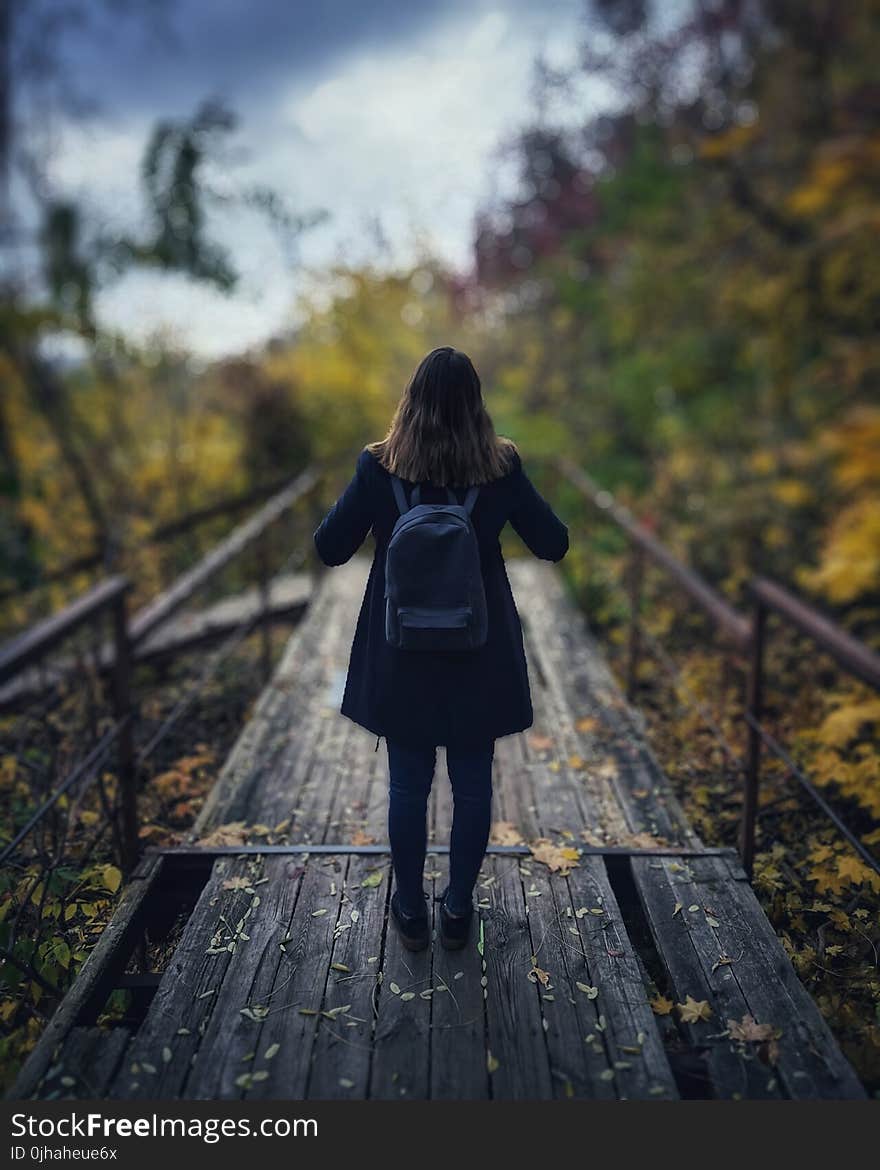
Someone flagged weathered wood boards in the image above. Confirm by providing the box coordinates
[631,854,866,1099]
[11,555,866,1100]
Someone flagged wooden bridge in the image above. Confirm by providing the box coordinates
[10,556,865,1101]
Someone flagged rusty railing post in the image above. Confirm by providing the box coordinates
[257,529,272,684]
[740,592,767,879]
[625,543,645,702]
[111,584,138,874]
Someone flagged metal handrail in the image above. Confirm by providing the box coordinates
[0,465,321,873]
[558,456,880,880]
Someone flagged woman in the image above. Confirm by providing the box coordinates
[314,346,568,952]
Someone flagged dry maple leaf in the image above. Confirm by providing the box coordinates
[490,820,525,846]
[527,964,551,987]
[727,1013,775,1043]
[350,829,377,846]
[575,716,600,733]
[196,821,248,847]
[528,733,554,752]
[650,995,674,1016]
[221,876,252,892]
[677,995,713,1024]
[529,838,581,873]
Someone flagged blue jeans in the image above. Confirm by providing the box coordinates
[386,739,495,917]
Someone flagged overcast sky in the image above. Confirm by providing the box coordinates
[18,0,606,357]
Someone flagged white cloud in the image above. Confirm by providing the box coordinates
[44,3,601,357]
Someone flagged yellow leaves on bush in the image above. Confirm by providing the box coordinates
[807,843,880,896]
[802,691,880,821]
[770,478,812,508]
[816,699,880,749]
[799,406,880,603]
[799,497,880,603]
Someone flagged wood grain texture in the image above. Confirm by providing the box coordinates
[18,556,864,1101]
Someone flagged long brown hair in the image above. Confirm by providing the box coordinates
[367,347,517,486]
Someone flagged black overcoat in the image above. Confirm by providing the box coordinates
[313,447,569,749]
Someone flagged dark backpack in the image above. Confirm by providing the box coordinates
[384,476,487,652]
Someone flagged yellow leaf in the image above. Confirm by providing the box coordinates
[817,699,880,748]
[676,996,712,1024]
[489,821,525,846]
[575,716,599,733]
[529,838,581,873]
[650,995,674,1016]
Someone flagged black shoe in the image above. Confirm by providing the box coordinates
[438,887,473,951]
[390,890,430,952]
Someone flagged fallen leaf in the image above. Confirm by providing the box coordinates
[711,954,734,972]
[489,820,525,846]
[528,964,551,987]
[239,1005,269,1021]
[350,829,377,846]
[529,838,581,873]
[677,996,713,1024]
[361,871,383,888]
[650,994,674,1017]
[487,1052,500,1074]
[528,734,554,751]
[197,822,248,847]
[727,1013,776,1043]
[575,716,599,733]
[576,982,599,999]
[322,1004,351,1020]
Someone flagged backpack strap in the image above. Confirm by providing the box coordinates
[393,478,478,514]
[390,475,410,516]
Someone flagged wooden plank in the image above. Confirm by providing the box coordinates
[368,874,434,1100]
[509,560,696,846]
[522,863,618,1098]
[307,852,390,1099]
[242,856,360,1100]
[0,576,128,685]
[180,854,307,1098]
[189,560,364,835]
[130,468,317,646]
[37,1026,130,1100]
[630,855,784,1099]
[636,855,865,1099]
[566,857,678,1099]
[135,573,310,662]
[109,855,258,1098]
[480,854,553,1099]
[429,884,489,1100]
